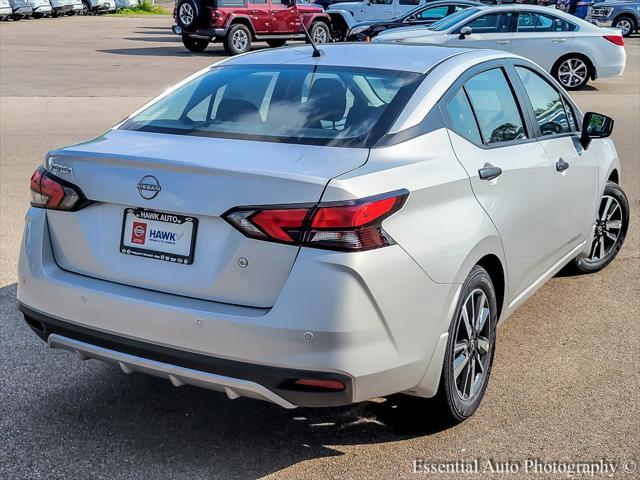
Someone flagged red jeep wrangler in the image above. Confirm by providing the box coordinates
[172,0,331,55]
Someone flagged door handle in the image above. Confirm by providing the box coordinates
[250,9,258,13]
[556,159,570,172]
[552,38,567,43]
[478,166,503,181]
[495,40,511,45]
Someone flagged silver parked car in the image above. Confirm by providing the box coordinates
[68,0,83,14]
[49,0,73,16]
[8,0,32,19]
[81,0,114,14]
[0,0,13,20]
[27,0,51,17]
[19,44,628,422]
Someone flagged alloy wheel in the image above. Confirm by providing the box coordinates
[557,58,588,88]
[312,27,328,43]
[453,288,492,402]
[232,29,248,51]
[615,19,633,36]
[588,194,623,262]
[179,3,193,26]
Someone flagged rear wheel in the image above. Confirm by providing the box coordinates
[223,24,252,55]
[308,21,330,44]
[573,181,629,273]
[181,34,209,53]
[266,39,286,48]
[553,56,591,90]
[613,15,636,37]
[435,266,497,422]
[82,0,90,15]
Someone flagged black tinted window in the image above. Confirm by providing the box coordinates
[416,5,450,20]
[399,0,420,5]
[459,12,514,34]
[464,68,526,145]
[517,12,576,32]
[516,67,572,135]
[447,89,482,144]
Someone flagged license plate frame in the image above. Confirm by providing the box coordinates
[120,207,198,265]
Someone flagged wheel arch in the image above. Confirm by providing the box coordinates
[608,168,619,184]
[452,236,509,323]
[225,14,256,36]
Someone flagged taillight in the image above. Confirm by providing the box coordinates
[224,190,408,252]
[29,166,90,211]
[603,35,624,46]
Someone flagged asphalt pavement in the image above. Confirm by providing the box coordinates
[0,16,638,480]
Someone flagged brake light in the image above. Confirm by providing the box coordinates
[29,166,90,211]
[224,190,408,252]
[603,35,624,46]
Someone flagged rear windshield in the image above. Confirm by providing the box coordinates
[120,64,423,148]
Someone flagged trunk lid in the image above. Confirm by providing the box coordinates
[45,129,369,307]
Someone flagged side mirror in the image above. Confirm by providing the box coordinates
[580,112,614,150]
[458,26,472,39]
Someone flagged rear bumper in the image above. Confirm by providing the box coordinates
[172,24,227,38]
[18,207,459,407]
[20,303,352,408]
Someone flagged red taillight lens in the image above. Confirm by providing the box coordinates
[29,166,89,211]
[224,190,408,252]
[294,379,346,391]
[603,35,624,46]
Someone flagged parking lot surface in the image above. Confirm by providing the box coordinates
[1,16,639,480]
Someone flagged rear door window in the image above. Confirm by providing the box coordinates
[456,12,515,34]
[463,68,527,145]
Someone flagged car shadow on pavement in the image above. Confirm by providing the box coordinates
[123,36,182,44]
[98,45,270,57]
[1,283,451,479]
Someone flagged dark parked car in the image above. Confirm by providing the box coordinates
[346,0,481,41]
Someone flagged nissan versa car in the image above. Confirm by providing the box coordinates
[19,44,629,422]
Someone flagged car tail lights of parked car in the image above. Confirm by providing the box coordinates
[224,190,409,252]
[603,35,624,46]
[29,166,90,211]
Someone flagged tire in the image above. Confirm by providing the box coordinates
[223,23,252,56]
[176,0,207,30]
[572,181,629,273]
[11,15,21,21]
[308,21,330,44]
[266,39,286,48]
[613,15,636,37]
[435,265,498,423]
[552,55,591,90]
[82,1,90,15]
[181,33,209,53]
[32,12,42,18]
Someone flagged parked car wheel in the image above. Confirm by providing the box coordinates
[32,12,42,18]
[82,0,90,15]
[181,34,209,53]
[553,55,591,90]
[435,265,497,422]
[308,21,330,44]
[11,15,21,20]
[613,15,636,37]
[176,0,207,30]
[572,181,629,273]
[266,39,287,48]
[223,24,252,55]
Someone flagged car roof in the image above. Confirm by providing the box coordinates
[215,43,480,74]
